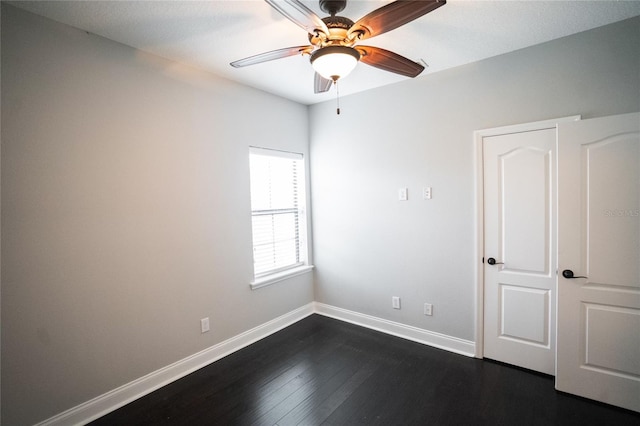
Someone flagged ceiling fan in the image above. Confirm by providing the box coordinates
[231,0,446,94]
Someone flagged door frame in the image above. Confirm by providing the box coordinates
[473,115,581,359]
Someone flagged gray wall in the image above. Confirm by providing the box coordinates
[309,16,640,341]
[1,5,313,425]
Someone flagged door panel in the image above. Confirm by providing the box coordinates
[585,136,639,287]
[557,112,640,412]
[583,304,640,377]
[483,126,557,375]
[501,147,550,273]
[501,285,549,345]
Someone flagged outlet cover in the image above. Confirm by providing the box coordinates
[424,303,433,316]
[201,317,210,333]
[392,296,401,309]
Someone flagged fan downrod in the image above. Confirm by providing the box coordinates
[319,0,346,16]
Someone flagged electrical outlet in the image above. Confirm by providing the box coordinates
[201,317,210,333]
[424,303,433,316]
[392,296,401,309]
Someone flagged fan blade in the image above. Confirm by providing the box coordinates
[231,45,314,68]
[314,72,333,93]
[348,0,445,41]
[265,0,330,37]
[356,46,424,78]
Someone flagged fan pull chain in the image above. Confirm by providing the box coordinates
[335,80,341,115]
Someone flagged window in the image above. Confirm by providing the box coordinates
[249,147,311,288]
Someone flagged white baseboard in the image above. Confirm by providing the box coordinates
[313,302,476,357]
[37,303,315,426]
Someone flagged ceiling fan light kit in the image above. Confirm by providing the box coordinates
[231,0,446,100]
[310,45,360,81]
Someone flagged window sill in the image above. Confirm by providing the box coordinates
[250,265,314,290]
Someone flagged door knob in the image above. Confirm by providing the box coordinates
[562,269,588,279]
[487,257,504,265]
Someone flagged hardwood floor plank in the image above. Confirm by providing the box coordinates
[319,355,426,425]
[293,360,378,426]
[229,329,359,424]
[247,351,358,425]
[276,357,378,426]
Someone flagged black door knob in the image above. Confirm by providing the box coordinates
[487,257,504,265]
[562,269,588,279]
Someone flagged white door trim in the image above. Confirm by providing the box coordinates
[473,115,581,359]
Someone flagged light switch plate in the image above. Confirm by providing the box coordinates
[423,187,432,200]
[398,188,408,201]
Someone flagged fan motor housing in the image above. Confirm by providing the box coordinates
[308,16,355,46]
[323,16,354,30]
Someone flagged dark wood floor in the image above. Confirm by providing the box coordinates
[91,314,639,425]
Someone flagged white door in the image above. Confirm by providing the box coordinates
[556,112,640,412]
[482,120,563,375]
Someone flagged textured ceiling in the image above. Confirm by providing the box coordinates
[9,1,640,105]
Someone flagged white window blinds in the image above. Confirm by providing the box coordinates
[249,147,306,278]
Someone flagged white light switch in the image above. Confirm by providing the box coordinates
[423,187,432,200]
[398,188,408,201]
